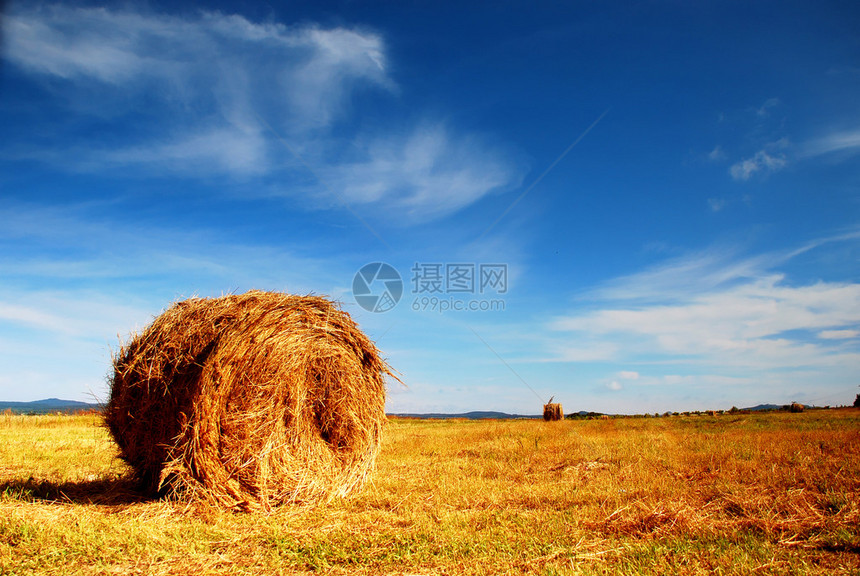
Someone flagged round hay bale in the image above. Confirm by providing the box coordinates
[105,290,395,510]
[543,402,563,421]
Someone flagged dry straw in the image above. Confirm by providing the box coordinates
[543,399,563,421]
[105,291,396,511]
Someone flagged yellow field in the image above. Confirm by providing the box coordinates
[1,410,858,575]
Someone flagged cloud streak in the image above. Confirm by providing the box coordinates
[320,125,524,221]
[730,148,787,180]
[3,5,521,221]
[801,128,860,158]
[554,276,860,365]
[3,5,389,165]
[548,235,860,381]
[4,6,390,112]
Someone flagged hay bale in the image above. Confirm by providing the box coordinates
[543,402,563,421]
[790,402,804,413]
[105,290,395,510]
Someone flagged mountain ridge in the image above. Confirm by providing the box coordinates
[1,400,817,417]
[0,398,101,414]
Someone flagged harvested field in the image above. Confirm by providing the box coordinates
[1,409,858,575]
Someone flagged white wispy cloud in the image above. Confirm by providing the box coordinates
[548,235,860,379]
[0,202,341,291]
[550,342,619,362]
[708,198,726,212]
[723,98,791,181]
[3,5,389,116]
[756,97,780,118]
[725,99,859,181]
[707,145,726,161]
[590,243,768,304]
[104,125,269,175]
[818,329,859,340]
[554,276,860,364]
[3,5,388,163]
[320,124,524,221]
[0,302,73,334]
[0,288,164,402]
[287,27,392,130]
[801,128,860,158]
[730,146,788,180]
[0,291,152,340]
[2,4,522,221]
[4,6,158,84]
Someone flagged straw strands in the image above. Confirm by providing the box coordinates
[543,400,563,421]
[104,291,395,511]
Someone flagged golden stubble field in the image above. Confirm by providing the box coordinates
[1,409,858,575]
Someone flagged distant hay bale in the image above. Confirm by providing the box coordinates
[543,402,563,421]
[104,290,395,511]
[790,402,804,413]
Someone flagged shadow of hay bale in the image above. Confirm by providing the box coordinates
[105,291,397,511]
[0,476,148,506]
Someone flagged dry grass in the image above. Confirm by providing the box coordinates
[1,409,858,574]
[105,291,393,511]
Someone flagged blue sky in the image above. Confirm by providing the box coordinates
[1,1,859,414]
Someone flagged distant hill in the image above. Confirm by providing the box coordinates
[3,400,815,418]
[391,405,823,419]
[389,411,540,420]
[0,398,101,415]
[743,404,783,411]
